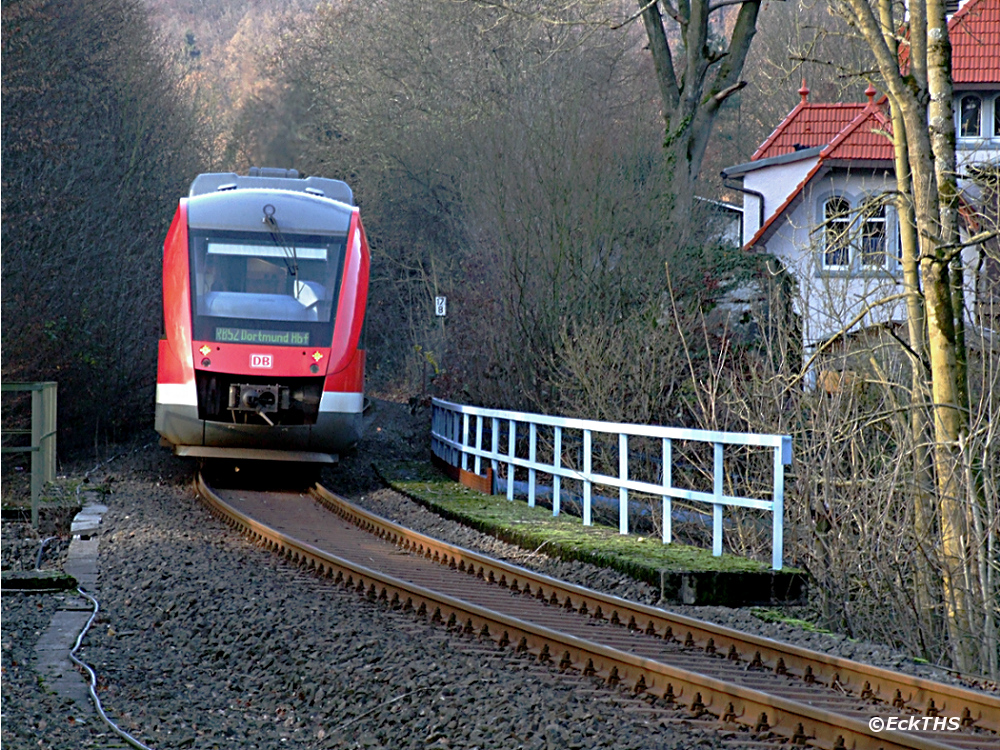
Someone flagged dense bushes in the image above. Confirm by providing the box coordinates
[2,0,200,451]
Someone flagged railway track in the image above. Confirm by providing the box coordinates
[196,473,999,750]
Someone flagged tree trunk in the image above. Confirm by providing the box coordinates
[638,0,761,231]
[839,0,975,671]
[925,0,975,674]
[879,0,939,655]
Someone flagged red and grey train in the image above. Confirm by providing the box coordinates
[155,168,369,463]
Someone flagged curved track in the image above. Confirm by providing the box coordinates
[196,474,999,750]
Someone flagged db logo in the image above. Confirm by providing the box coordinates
[250,354,273,369]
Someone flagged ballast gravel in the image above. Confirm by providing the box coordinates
[1,400,987,750]
[3,444,727,750]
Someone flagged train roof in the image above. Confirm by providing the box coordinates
[189,168,354,206]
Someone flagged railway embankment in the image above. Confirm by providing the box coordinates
[2,398,992,749]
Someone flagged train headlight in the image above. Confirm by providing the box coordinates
[202,358,211,367]
[310,364,320,374]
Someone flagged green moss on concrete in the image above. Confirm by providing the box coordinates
[376,460,803,597]
[2,569,78,593]
[751,607,840,635]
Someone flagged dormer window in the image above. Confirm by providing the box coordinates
[960,94,982,137]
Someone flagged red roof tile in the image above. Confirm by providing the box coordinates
[759,0,998,164]
[820,99,895,161]
[752,86,896,163]
[950,0,1000,84]
[751,99,864,161]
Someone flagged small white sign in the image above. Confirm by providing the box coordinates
[250,354,273,369]
[435,296,447,317]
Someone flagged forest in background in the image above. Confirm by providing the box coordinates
[3,0,996,675]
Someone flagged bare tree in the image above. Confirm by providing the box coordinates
[827,0,993,673]
[2,0,200,451]
[479,0,768,229]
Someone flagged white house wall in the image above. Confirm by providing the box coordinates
[756,169,982,352]
[761,170,906,349]
[742,156,820,242]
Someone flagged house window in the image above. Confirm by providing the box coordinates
[994,96,1000,138]
[960,94,982,137]
[861,203,887,267]
[824,197,851,268]
[817,193,897,273]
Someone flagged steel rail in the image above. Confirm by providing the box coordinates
[311,484,999,737]
[196,474,997,750]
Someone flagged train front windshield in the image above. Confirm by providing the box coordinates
[190,229,347,347]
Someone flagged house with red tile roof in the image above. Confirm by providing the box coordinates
[720,0,999,357]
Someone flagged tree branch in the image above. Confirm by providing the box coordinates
[787,292,911,391]
[708,0,760,12]
[921,230,998,263]
[712,80,746,103]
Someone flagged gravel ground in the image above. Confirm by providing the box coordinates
[330,401,985,688]
[2,433,727,750]
[0,398,991,750]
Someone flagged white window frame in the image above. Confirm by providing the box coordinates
[822,195,852,270]
[815,191,898,276]
[959,93,983,138]
[859,200,889,269]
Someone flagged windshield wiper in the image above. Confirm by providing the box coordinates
[262,203,298,279]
